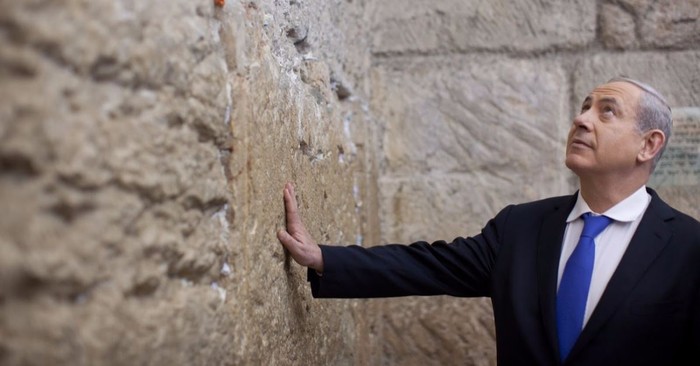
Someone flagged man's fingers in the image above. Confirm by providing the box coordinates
[283,183,303,228]
[286,182,296,199]
[278,185,323,271]
[287,184,298,210]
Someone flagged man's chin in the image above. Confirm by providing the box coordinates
[564,155,590,175]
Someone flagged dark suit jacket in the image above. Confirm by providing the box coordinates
[308,189,700,366]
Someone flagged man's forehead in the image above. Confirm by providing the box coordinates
[586,81,641,103]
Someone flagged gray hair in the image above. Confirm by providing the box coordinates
[607,76,673,171]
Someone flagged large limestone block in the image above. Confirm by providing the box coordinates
[600,0,700,49]
[637,0,700,48]
[208,1,379,363]
[601,0,700,49]
[226,39,369,366]
[372,0,596,54]
[373,57,572,191]
[572,51,700,109]
[378,296,496,366]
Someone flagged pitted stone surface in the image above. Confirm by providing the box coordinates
[0,0,377,365]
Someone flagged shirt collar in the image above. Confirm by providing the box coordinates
[567,185,651,223]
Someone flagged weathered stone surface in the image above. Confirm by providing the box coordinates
[0,0,377,365]
[379,296,496,366]
[600,0,700,49]
[259,0,374,99]
[573,51,700,109]
[638,0,700,48]
[601,3,639,49]
[225,15,376,361]
[372,0,596,54]
[0,1,237,362]
[373,57,572,186]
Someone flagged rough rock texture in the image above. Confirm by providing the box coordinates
[0,0,378,365]
[1,0,699,365]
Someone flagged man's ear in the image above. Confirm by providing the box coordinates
[637,129,666,164]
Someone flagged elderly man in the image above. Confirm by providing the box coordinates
[277,77,700,366]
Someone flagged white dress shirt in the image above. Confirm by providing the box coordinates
[557,185,651,326]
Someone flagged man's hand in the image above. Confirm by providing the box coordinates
[277,182,324,272]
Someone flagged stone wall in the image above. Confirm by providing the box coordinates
[0,0,379,365]
[1,0,699,365]
[370,0,700,365]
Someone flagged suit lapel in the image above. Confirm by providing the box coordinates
[537,193,577,359]
[568,190,674,360]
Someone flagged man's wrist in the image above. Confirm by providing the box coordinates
[312,244,324,273]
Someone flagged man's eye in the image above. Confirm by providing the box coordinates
[602,106,615,115]
[580,104,591,113]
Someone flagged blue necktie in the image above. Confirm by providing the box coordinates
[556,212,612,360]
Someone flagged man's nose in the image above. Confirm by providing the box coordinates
[572,112,592,131]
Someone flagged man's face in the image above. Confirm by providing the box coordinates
[565,81,645,177]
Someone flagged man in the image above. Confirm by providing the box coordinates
[277,77,700,365]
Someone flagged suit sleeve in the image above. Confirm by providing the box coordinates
[307,204,514,299]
